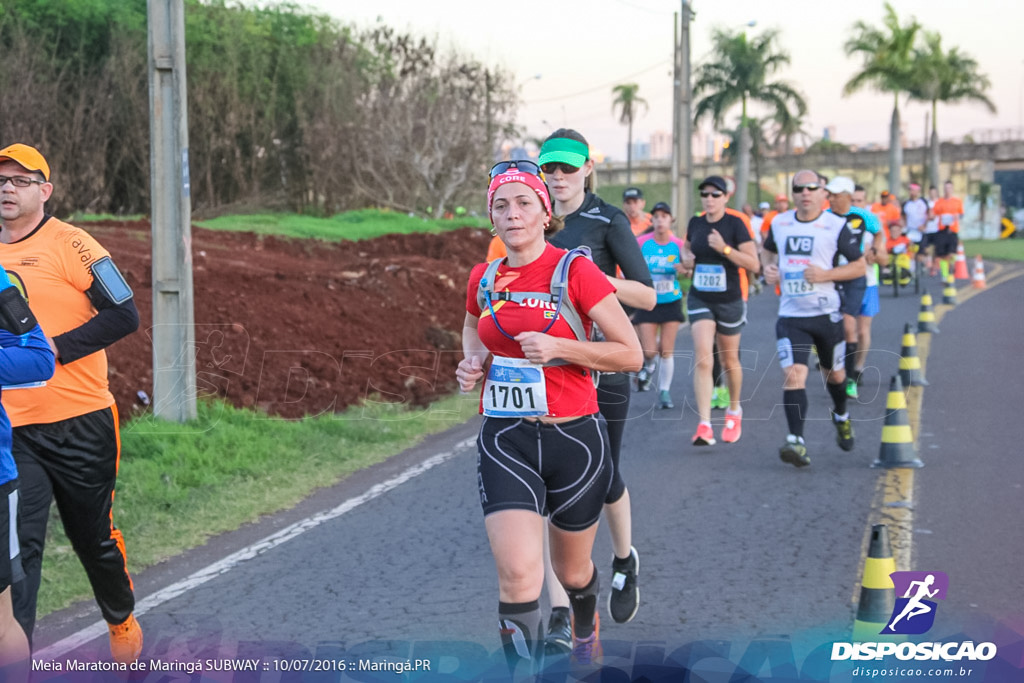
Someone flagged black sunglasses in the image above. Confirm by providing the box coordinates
[699,191,724,198]
[540,162,581,175]
[792,184,822,194]
[489,160,543,179]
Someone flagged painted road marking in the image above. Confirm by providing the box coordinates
[35,437,478,660]
[856,265,1024,608]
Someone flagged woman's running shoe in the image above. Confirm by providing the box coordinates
[721,412,742,443]
[571,613,602,667]
[658,390,674,409]
[692,422,716,446]
[543,608,572,655]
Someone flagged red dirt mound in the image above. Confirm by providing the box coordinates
[85,221,491,421]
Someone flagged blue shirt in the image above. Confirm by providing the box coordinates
[637,234,687,304]
[0,321,56,484]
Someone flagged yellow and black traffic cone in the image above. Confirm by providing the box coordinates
[852,524,897,641]
[898,323,928,387]
[917,291,940,334]
[872,375,924,469]
[942,274,957,306]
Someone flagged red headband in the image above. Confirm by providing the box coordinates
[487,171,552,224]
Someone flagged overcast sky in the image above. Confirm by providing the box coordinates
[305,0,1022,160]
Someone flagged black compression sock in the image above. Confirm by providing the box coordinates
[827,380,849,416]
[845,342,858,378]
[783,388,807,438]
[565,566,599,638]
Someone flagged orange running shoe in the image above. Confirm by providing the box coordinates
[692,422,716,446]
[108,614,143,664]
[722,412,742,443]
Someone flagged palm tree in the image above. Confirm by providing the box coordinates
[693,27,806,208]
[910,31,996,188]
[722,117,770,204]
[611,83,648,184]
[843,2,921,193]
[771,103,812,157]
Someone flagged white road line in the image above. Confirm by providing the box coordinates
[34,437,477,660]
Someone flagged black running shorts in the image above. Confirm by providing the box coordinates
[0,479,24,591]
[477,414,612,531]
[686,292,746,336]
[775,314,846,372]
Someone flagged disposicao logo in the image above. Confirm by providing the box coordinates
[882,571,948,635]
[831,570,998,663]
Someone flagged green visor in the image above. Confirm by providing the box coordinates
[538,137,589,168]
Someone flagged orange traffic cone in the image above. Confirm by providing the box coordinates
[972,255,987,289]
[953,243,969,280]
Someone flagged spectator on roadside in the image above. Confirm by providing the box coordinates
[0,144,142,664]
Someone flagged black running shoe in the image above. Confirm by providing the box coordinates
[779,435,810,468]
[543,607,572,656]
[608,547,639,623]
[832,412,855,451]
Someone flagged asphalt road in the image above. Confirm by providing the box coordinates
[31,265,1024,682]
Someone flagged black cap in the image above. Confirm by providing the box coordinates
[651,201,672,215]
[623,187,643,200]
[699,175,728,194]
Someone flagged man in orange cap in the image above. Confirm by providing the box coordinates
[0,143,143,664]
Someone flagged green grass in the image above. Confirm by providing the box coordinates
[194,209,488,241]
[66,213,147,223]
[38,393,479,617]
[961,238,1024,262]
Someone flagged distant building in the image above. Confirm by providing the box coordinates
[650,130,673,160]
[630,140,651,161]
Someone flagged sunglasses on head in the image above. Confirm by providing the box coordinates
[489,160,543,179]
[540,162,581,175]
[792,184,822,194]
[699,190,724,198]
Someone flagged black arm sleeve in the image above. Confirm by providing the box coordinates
[606,213,653,287]
[837,224,865,263]
[763,226,778,254]
[52,297,140,365]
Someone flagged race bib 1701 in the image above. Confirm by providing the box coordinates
[482,356,548,418]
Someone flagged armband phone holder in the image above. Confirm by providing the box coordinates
[0,286,37,335]
[90,256,133,305]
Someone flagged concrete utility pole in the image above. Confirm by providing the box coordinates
[672,1,694,225]
[148,0,197,422]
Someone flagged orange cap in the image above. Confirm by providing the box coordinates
[774,193,788,202]
[0,144,50,181]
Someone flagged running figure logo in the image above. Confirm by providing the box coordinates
[882,571,949,635]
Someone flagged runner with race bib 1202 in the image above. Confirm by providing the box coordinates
[681,175,760,446]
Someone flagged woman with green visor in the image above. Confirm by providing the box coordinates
[536,128,656,652]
